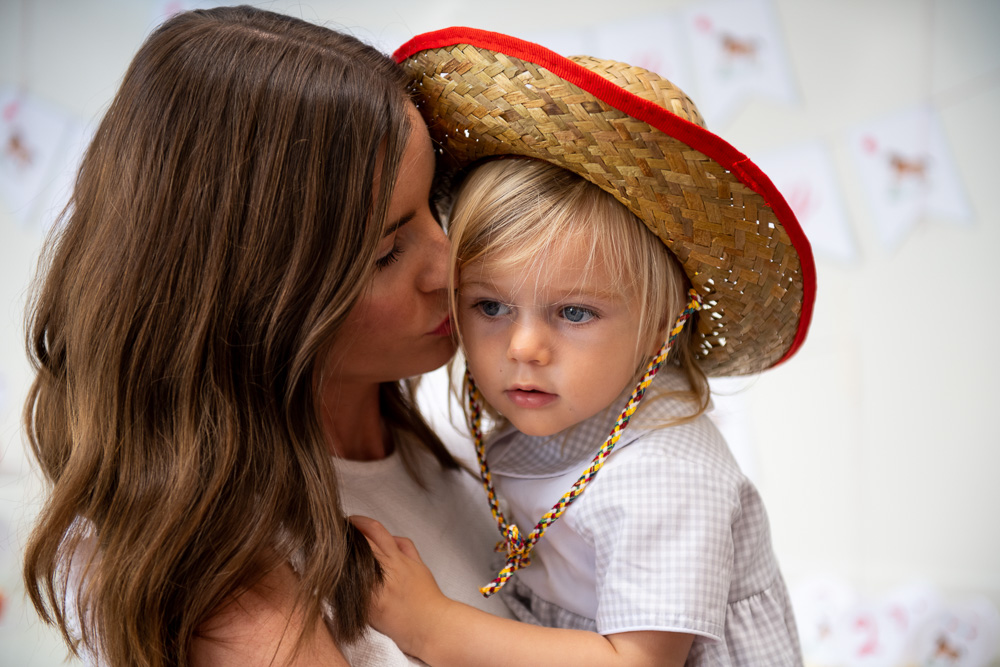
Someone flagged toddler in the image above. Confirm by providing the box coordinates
[354,27,816,666]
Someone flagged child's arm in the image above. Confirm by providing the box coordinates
[351,516,694,667]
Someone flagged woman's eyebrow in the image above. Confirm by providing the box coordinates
[383,211,414,237]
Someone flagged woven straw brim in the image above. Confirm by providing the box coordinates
[396,30,815,376]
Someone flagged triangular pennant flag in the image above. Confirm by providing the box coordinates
[847,104,973,251]
[0,86,75,226]
[681,0,798,128]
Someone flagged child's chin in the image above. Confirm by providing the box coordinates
[508,419,564,439]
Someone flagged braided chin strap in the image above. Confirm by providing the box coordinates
[467,289,702,597]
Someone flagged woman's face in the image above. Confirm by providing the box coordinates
[321,104,455,388]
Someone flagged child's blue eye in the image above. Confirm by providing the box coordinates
[477,300,510,318]
[561,306,595,323]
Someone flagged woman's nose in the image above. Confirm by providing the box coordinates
[417,215,450,294]
[507,319,551,365]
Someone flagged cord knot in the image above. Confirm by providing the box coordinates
[503,524,530,566]
[480,524,533,597]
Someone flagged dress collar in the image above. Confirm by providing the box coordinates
[485,368,696,479]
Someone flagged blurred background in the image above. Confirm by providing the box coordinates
[1,0,997,665]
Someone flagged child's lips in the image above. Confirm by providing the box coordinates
[504,387,557,409]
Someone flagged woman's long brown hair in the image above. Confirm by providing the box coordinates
[22,6,455,665]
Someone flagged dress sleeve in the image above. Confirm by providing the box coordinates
[569,440,740,640]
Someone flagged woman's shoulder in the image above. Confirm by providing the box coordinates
[191,562,349,667]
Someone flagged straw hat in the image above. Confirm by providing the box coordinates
[394,28,816,376]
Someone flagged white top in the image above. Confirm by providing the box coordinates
[66,437,510,667]
[334,437,515,666]
[488,370,803,666]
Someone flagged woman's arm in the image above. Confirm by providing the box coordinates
[353,516,693,667]
[191,561,349,667]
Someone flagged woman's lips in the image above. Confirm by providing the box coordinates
[430,316,453,336]
[504,388,557,409]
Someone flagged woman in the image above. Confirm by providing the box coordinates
[22,7,510,666]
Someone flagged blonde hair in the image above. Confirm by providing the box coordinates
[22,7,455,666]
[448,158,709,428]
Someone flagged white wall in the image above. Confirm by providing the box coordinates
[1,1,997,664]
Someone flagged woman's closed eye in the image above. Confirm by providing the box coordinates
[375,243,403,270]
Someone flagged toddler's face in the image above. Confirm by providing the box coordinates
[458,235,651,437]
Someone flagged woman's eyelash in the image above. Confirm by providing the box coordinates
[375,245,402,270]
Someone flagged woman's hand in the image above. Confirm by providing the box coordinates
[350,515,454,657]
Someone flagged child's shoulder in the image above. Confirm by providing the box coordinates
[615,393,746,485]
[631,413,737,469]
[573,409,752,528]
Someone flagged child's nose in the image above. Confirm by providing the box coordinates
[506,320,550,365]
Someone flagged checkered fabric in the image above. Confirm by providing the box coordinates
[487,370,803,666]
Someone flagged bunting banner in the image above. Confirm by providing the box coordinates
[847,104,973,251]
[0,86,75,227]
[833,584,944,667]
[680,0,798,128]
[792,576,1000,666]
[911,597,1000,667]
[792,575,862,666]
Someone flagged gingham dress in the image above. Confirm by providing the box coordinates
[487,370,803,666]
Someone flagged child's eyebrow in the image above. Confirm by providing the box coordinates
[547,285,623,301]
[459,277,623,301]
